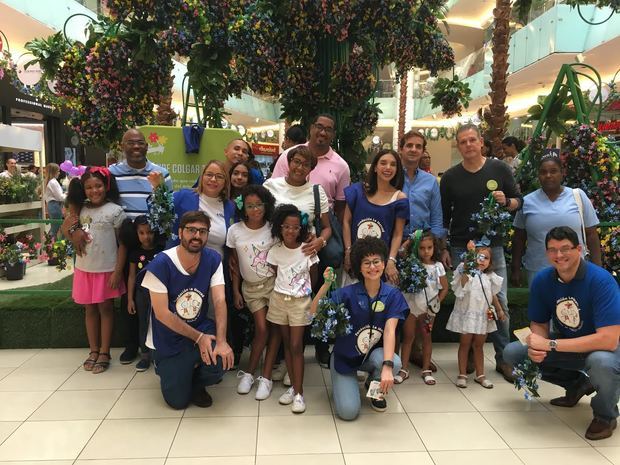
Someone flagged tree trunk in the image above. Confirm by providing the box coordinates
[156,74,177,126]
[485,0,511,159]
[398,75,407,143]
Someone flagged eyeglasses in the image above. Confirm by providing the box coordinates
[313,123,335,135]
[203,172,225,181]
[281,225,301,231]
[546,246,576,255]
[246,203,265,210]
[361,259,384,268]
[290,158,312,170]
[184,226,209,236]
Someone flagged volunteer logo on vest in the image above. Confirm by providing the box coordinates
[357,219,384,239]
[355,326,383,355]
[176,289,204,322]
[486,179,498,191]
[555,297,582,331]
[372,301,385,313]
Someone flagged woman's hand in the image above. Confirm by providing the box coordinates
[147,171,163,189]
[385,259,399,285]
[380,365,394,394]
[302,236,323,257]
[233,291,244,310]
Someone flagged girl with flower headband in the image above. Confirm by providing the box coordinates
[262,203,319,413]
[63,167,126,374]
[226,185,277,399]
[447,240,506,389]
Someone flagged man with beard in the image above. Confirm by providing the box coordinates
[141,211,234,409]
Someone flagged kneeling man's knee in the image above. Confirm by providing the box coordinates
[162,389,190,410]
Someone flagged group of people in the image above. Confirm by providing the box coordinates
[59,118,619,438]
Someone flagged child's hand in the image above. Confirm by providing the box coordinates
[107,271,122,289]
[498,309,506,321]
[233,291,244,310]
[466,240,476,251]
[127,300,136,315]
[147,171,163,189]
[323,267,336,284]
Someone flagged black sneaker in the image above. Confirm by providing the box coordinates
[119,348,138,365]
[191,387,213,408]
[371,397,387,412]
[135,357,150,372]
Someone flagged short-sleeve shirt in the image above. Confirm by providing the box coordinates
[198,194,226,258]
[267,242,319,297]
[529,261,620,338]
[263,177,328,233]
[76,202,126,272]
[270,143,350,208]
[109,160,172,219]
[141,247,225,357]
[344,182,409,249]
[513,187,599,272]
[226,222,275,282]
[129,246,160,286]
[330,282,409,374]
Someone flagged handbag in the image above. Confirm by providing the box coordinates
[313,184,344,268]
[572,188,591,260]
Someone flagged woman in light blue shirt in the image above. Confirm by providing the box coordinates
[511,154,602,287]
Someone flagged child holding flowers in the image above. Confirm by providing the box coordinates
[447,240,506,389]
[226,185,277,399]
[397,230,448,385]
[311,237,409,420]
[63,167,126,374]
[263,204,319,414]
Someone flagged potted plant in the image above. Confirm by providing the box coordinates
[0,241,28,280]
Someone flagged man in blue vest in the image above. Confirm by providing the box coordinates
[141,211,234,409]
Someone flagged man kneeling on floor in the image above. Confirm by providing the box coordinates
[503,226,620,440]
[141,211,234,409]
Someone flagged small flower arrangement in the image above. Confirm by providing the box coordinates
[48,239,73,271]
[0,241,29,267]
[459,248,480,277]
[430,76,472,118]
[397,253,428,294]
[513,358,542,400]
[147,182,176,239]
[310,296,353,343]
[469,194,512,245]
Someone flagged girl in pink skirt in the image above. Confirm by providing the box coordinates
[63,167,126,374]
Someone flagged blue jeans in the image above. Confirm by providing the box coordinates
[330,348,401,421]
[47,200,63,238]
[504,341,620,422]
[451,246,509,365]
[153,341,225,410]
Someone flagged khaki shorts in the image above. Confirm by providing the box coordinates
[241,276,275,313]
[267,291,311,327]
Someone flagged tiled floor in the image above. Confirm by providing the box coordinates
[0,343,617,465]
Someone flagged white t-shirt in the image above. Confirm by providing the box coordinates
[199,194,227,258]
[267,242,319,297]
[75,202,126,273]
[226,222,275,282]
[263,177,329,233]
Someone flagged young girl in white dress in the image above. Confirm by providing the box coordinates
[446,241,506,389]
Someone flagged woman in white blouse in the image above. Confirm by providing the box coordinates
[44,163,65,238]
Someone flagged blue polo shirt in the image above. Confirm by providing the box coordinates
[402,168,444,238]
[529,261,620,338]
[331,282,409,374]
[109,160,172,218]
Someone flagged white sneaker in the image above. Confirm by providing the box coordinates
[254,376,273,400]
[279,386,295,405]
[270,363,285,381]
[236,371,254,394]
[283,371,292,386]
[291,393,306,413]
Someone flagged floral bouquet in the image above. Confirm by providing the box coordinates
[459,247,480,277]
[513,358,542,400]
[311,297,353,343]
[46,239,73,271]
[397,253,428,294]
[469,193,512,245]
[147,181,176,240]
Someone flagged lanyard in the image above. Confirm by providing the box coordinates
[361,293,378,364]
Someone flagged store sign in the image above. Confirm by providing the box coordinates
[598,120,620,132]
[15,55,42,86]
[252,142,279,157]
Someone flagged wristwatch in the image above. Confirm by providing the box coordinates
[382,360,394,368]
[549,339,558,352]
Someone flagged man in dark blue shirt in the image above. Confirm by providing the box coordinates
[504,226,620,440]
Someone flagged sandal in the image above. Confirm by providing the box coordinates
[456,374,468,388]
[92,352,111,375]
[394,369,410,384]
[421,370,436,385]
[83,351,99,371]
[475,374,493,389]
